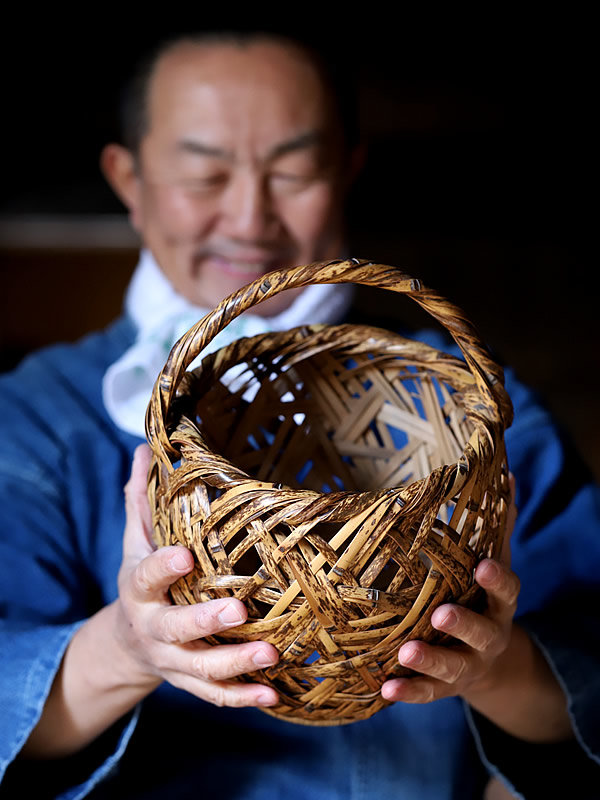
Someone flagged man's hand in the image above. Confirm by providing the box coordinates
[114,444,280,708]
[380,483,573,743]
[381,556,520,705]
[23,445,279,760]
[382,481,518,707]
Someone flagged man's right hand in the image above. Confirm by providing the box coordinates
[23,445,278,760]
[114,443,280,708]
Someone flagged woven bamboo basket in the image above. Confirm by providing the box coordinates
[146,258,513,726]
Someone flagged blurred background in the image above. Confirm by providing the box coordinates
[1,19,596,479]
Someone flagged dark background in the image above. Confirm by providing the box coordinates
[1,20,597,477]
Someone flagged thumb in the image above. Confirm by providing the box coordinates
[123,443,155,563]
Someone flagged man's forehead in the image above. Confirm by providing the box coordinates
[145,39,334,138]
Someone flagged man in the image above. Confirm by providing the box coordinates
[1,31,598,799]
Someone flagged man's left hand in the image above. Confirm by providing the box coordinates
[381,556,520,704]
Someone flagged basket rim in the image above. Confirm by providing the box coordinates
[145,260,514,469]
[158,322,502,512]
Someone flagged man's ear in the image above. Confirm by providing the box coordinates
[100,144,142,230]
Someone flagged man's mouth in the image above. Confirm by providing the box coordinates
[207,253,288,280]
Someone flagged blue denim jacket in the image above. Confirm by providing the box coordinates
[1,317,599,799]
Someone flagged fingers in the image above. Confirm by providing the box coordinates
[474,558,520,625]
[125,444,153,524]
[381,631,477,705]
[119,447,281,709]
[149,596,249,643]
[381,676,441,704]
[152,604,280,708]
[155,636,279,695]
[186,641,279,682]
[128,545,195,601]
[173,674,279,708]
[398,639,470,683]
[429,602,503,655]
[123,444,155,562]
[122,445,197,603]
[382,558,521,706]
[149,597,279,675]
[424,559,519,654]
[383,623,493,705]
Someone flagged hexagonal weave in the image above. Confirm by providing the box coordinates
[146,259,513,725]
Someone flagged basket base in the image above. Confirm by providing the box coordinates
[259,702,389,727]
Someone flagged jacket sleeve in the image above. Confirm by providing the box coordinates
[0,619,139,800]
[466,367,600,797]
[0,349,140,798]
[466,596,600,799]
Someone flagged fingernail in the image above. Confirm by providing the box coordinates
[400,646,424,667]
[480,560,500,584]
[218,603,245,626]
[257,691,278,706]
[253,649,277,669]
[437,610,458,630]
[169,551,191,573]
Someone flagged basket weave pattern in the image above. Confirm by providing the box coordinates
[146,260,513,725]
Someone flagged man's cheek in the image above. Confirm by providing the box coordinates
[146,189,201,236]
[288,186,338,240]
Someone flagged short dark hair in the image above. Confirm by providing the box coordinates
[118,29,360,156]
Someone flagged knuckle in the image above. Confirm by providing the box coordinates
[192,644,257,682]
[415,681,436,703]
[160,608,183,644]
[440,652,468,684]
[481,620,506,657]
[427,682,445,702]
[150,651,171,676]
[192,652,214,680]
[193,603,220,638]
[228,646,254,678]
[451,653,469,683]
[134,559,155,595]
[205,683,228,708]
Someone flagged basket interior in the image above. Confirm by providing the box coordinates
[190,338,474,501]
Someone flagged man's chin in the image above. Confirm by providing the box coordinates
[202,253,293,283]
[192,255,303,310]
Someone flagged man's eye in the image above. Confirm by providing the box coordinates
[181,174,228,191]
[270,172,316,190]
[273,172,311,182]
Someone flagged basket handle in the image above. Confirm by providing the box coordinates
[146,259,513,459]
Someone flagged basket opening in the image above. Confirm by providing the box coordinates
[192,342,474,504]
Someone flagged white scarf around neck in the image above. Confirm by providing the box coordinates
[102,250,354,437]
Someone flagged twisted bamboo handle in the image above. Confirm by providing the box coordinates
[146,259,512,461]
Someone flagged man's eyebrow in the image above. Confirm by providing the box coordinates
[177,139,233,159]
[268,131,323,160]
[175,131,323,161]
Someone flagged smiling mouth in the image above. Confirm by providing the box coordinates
[207,253,288,279]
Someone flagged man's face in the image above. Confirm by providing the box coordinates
[126,40,349,313]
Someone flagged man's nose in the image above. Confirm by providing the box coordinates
[220,170,274,241]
